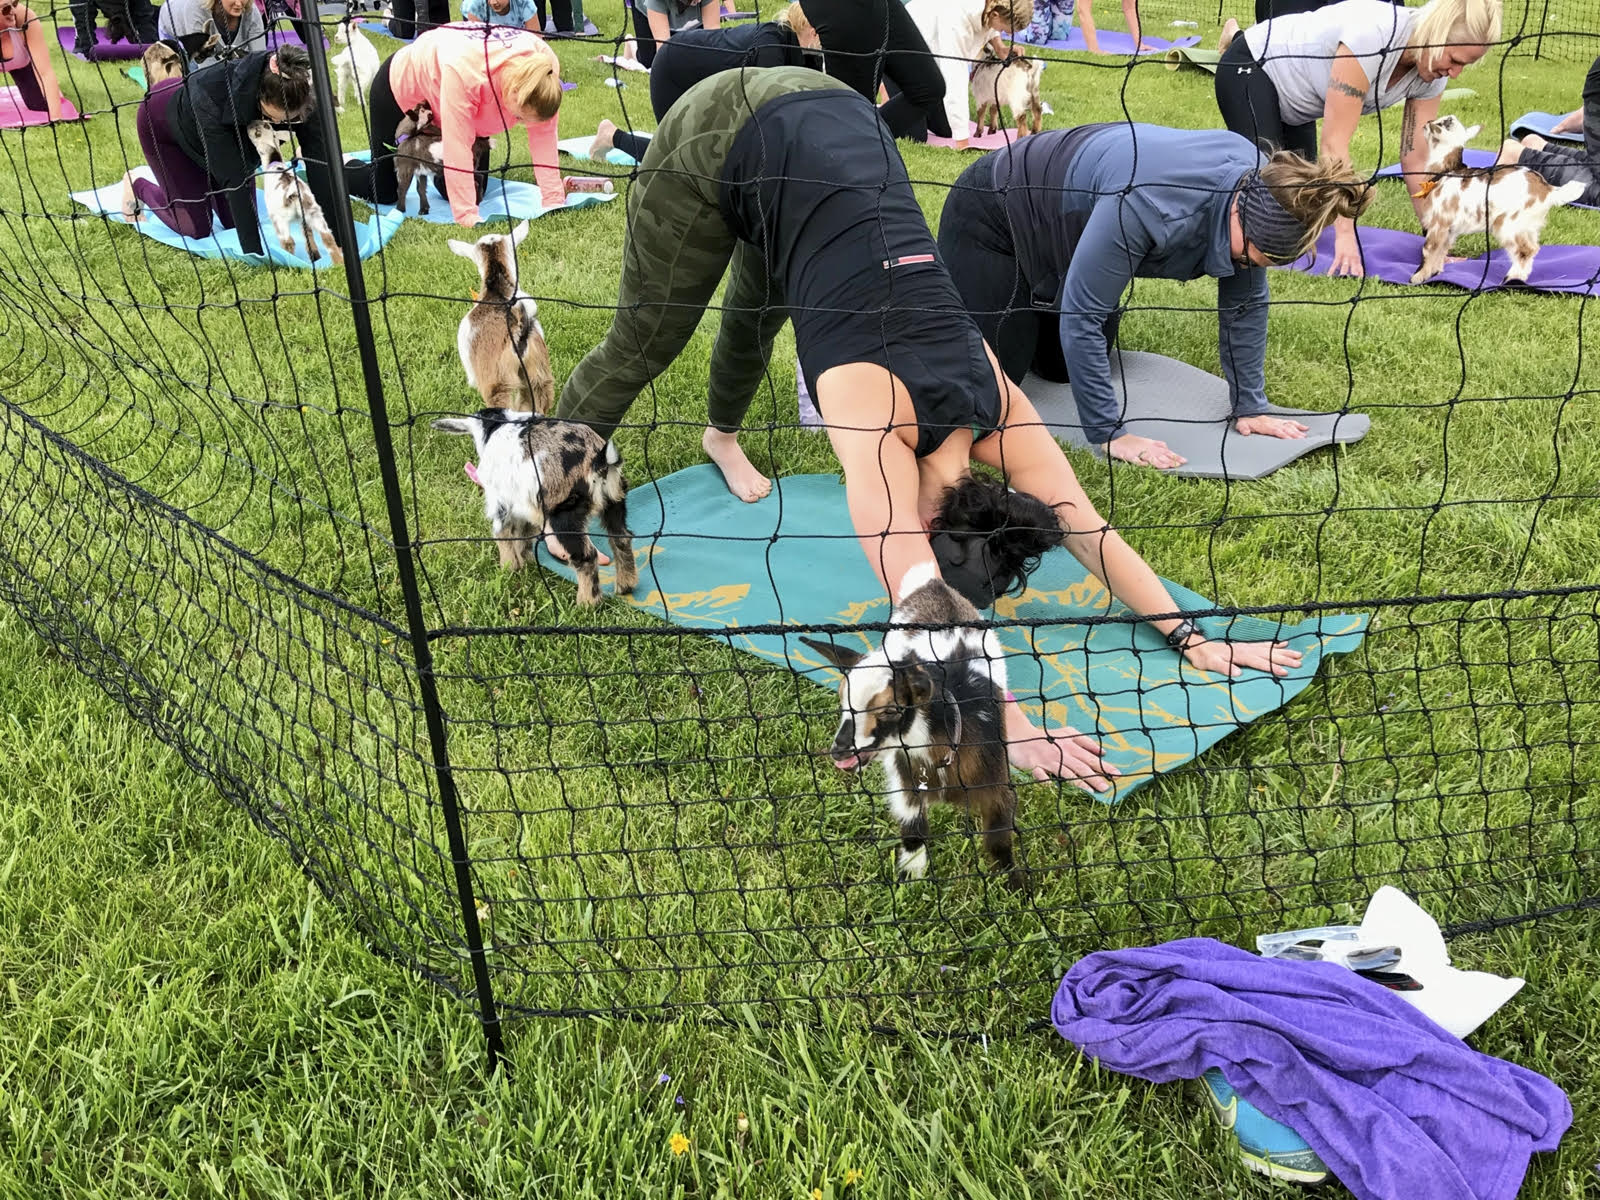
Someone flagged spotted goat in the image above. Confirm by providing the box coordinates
[431,408,637,606]
[449,221,555,415]
[1410,115,1585,285]
[803,562,1024,889]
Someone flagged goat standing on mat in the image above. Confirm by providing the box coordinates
[245,121,343,265]
[450,221,554,414]
[431,408,638,606]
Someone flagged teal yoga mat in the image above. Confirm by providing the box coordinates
[509,465,1368,801]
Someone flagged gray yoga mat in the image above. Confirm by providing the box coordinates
[1025,351,1371,480]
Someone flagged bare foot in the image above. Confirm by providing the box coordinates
[119,171,143,222]
[1218,16,1238,51]
[1235,414,1309,439]
[703,427,772,502]
[1107,433,1186,470]
[589,119,617,159]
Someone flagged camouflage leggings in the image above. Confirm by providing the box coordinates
[556,67,850,438]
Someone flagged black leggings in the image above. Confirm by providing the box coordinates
[630,3,661,68]
[1519,55,1600,208]
[804,0,950,139]
[1215,36,1318,159]
[536,0,573,33]
[387,0,450,41]
[342,54,407,208]
[2,60,48,113]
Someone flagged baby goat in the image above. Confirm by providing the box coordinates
[970,49,1044,140]
[449,221,555,414]
[394,102,493,217]
[245,121,342,265]
[330,18,380,114]
[431,408,637,606]
[803,562,1024,889]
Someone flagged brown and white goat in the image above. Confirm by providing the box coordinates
[1410,115,1586,285]
[803,562,1024,889]
[245,121,343,265]
[448,222,555,415]
[970,50,1044,140]
[431,408,637,606]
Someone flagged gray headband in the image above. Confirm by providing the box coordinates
[1236,169,1310,265]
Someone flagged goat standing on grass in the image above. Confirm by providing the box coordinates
[431,409,638,606]
[450,221,554,414]
[330,17,380,114]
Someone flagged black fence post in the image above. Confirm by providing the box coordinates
[294,14,508,1071]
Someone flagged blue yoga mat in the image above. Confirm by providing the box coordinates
[557,132,646,166]
[1031,28,1199,55]
[518,465,1367,801]
[1374,148,1599,210]
[1509,111,1585,145]
[343,149,614,223]
[70,169,403,268]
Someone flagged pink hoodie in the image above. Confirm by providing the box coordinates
[389,24,564,224]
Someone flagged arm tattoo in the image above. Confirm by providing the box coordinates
[1401,105,1417,155]
[1330,78,1366,100]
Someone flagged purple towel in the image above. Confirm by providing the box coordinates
[1037,29,1198,54]
[57,25,151,60]
[1052,938,1570,1200]
[1284,225,1600,296]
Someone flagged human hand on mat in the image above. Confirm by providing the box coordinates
[1108,434,1185,470]
[1182,637,1303,678]
[1330,227,1364,277]
[1004,704,1119,792]
[1234,415,1309,440]
[1552,109,1583,135]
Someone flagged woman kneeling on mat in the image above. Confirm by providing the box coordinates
[1,0,70,122]
[939,124,1370,470]
[1215,0,1498,277]
[592,0,952,159]
[557,66,1303,789]
[1495,54,1600,209]
[344,24,566,223]
[119,48,340,254]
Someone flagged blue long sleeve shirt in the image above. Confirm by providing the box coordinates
[1056,125,1270,444]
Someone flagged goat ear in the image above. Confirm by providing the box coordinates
[799,636,863,672]
[431,417,476,436]
[509,220,530,248]
[446,239,477,261]
[893,662,935,709]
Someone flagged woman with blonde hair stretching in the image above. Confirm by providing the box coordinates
[1215,0,1501,276]
[345,24,567,223]
[904,0,1033,148]
[939,124,1372,470]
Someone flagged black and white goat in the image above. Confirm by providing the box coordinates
[804,561,1024,889]
[431,408,637,606]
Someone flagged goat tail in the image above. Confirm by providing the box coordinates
[1550,180,1587,210]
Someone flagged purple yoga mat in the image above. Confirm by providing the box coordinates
[1285,225,1600,296]
[262,23,330,49]
[57,24,150,60]
[0,84,80,125]
[1375,148,1599,211]
[1035,29,1199,55]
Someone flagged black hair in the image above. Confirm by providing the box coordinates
[259,44,314,121]
[928,475,1062,611]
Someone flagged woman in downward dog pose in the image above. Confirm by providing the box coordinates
[558,66,1304,789]
[938,123,1371,470]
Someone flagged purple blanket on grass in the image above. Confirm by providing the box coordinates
[1285,225,1600,296]
[57,25,150,60]
[1035,29,1199,54]
[1052,939,1570,1200]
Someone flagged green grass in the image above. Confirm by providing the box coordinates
[1,5,1599,1195]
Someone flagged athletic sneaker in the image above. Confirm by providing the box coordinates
[1200,1068,1331,1186]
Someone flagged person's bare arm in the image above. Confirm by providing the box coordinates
[1321,46,1371,276]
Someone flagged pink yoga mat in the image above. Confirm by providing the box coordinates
[57,25,150,60]
[925,128,1019,151]
[0,85,80,126]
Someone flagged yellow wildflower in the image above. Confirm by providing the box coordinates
[843,1168,863,1187]
[669,1132,690,1157]
[811,1190,823,1200]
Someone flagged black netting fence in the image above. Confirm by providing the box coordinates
[0,0,1596,1064]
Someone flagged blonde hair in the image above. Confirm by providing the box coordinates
[1259,150,1374,261]
[498,46,564,122]
[774,1,812,37]
[982,0,1034,33]
[1408,0,1501,73]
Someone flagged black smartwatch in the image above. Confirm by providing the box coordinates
[1165,619,1202,651]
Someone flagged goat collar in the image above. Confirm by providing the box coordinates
[1410,177,1439,200]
